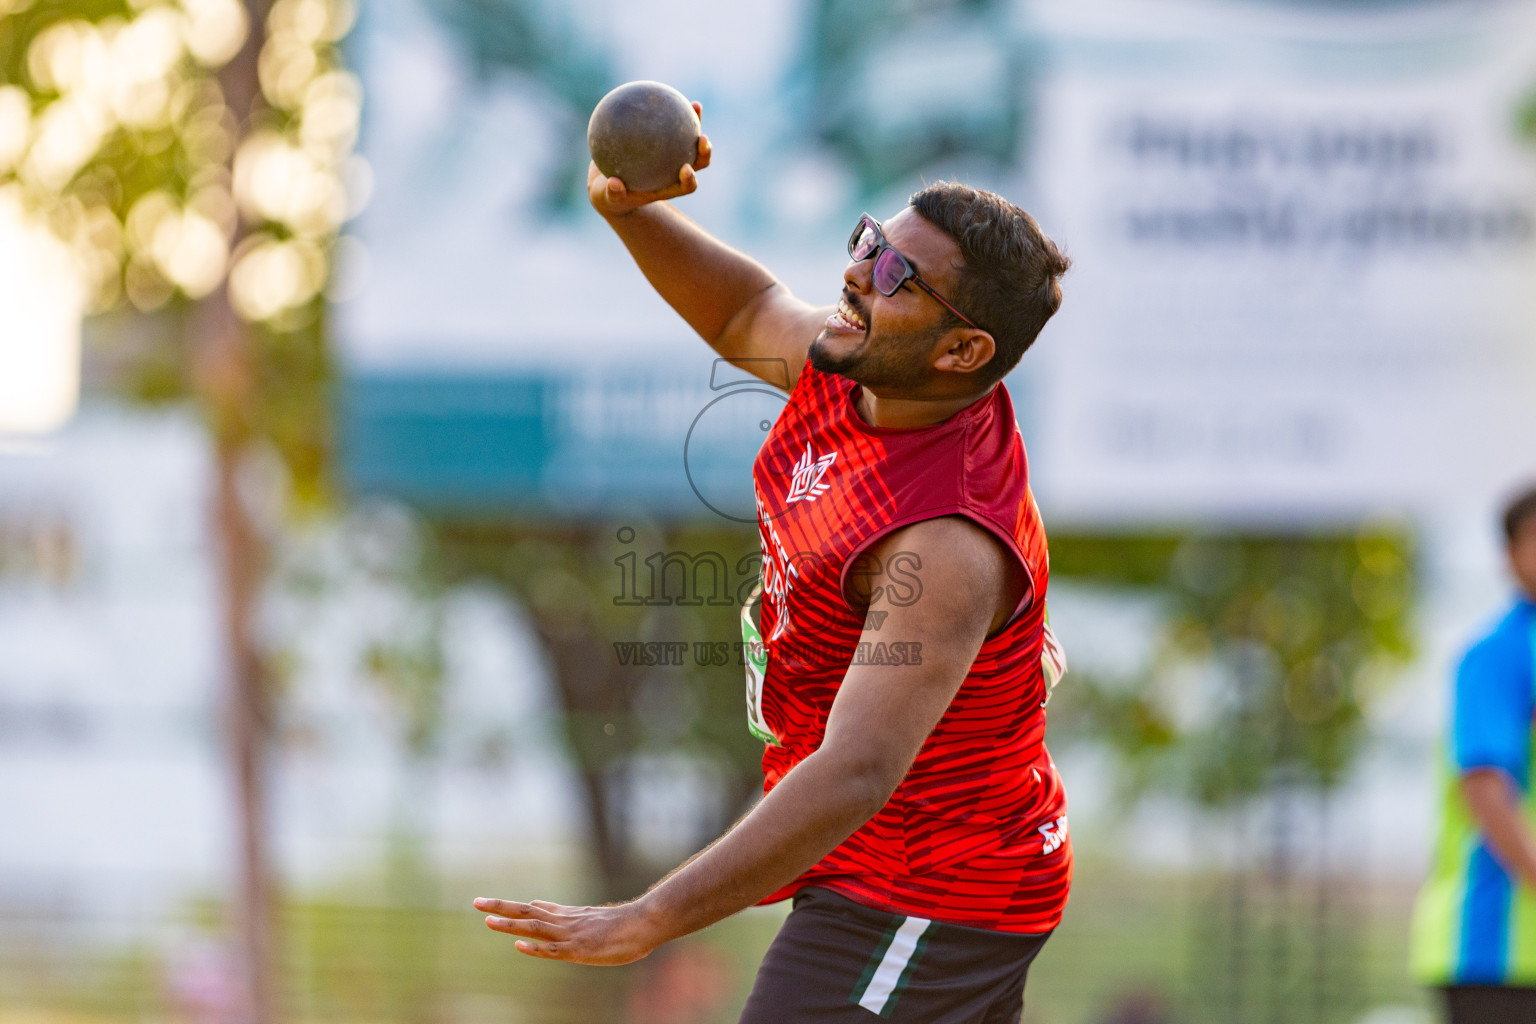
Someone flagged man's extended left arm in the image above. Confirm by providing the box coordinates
[474,516,1020,965]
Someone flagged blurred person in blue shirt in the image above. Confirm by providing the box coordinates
[1411,484,1536,1023]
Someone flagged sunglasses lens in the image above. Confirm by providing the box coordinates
[850,219,879,261]
[872,248,908,296]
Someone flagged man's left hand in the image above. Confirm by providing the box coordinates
[473,897,661,965]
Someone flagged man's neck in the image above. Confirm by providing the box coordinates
[856,382,997,429]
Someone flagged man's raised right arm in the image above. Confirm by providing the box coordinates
[586,114,827,390]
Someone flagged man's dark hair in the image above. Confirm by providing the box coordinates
[909,181,1071,381]
[1503,484,1536,543]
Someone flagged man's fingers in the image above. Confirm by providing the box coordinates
[623,179,689,204]
[486,914,563,940]
[691,100,702,121]
[592,151,704,211]
[695,133,712,170]
[474,897,556,920]
[515,940,566,960]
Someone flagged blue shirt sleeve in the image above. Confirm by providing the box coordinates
[1453,627,1535,785]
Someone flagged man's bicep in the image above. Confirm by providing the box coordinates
[820,520,1005,778]
[714,284,825,390]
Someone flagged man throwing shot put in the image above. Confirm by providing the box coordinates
[474,105,1074,1023]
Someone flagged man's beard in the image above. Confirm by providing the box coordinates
[808,324,940,390]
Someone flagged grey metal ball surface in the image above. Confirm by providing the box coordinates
[587,81,700,193]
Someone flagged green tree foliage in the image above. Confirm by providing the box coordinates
[2,5,360,1020]
[431,519,766,900]
[1520,84,1536,145]
[1048,531,1416,805]
[0,0,355,504]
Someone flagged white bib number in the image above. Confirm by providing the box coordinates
[741,583,780,745]
[1040,603,1068,705]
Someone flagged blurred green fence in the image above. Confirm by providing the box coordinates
[0,857,1433,1024]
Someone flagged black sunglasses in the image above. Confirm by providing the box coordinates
[847,213,982,331]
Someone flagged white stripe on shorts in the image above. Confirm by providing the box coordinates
[858,915,934,1015]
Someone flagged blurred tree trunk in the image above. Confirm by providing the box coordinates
[210,372,277,1024]
[431,521,765,904]
[194,4,278,1024]
[533,603,645,901]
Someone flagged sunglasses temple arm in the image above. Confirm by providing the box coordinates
[914,278,979,330]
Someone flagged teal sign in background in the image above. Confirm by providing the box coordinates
[343,361,796,521]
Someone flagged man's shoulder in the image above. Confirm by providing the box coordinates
[1482,599,1534,645]
[1459,599,1536,679]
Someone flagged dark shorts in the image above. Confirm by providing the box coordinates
[738,886,1051,1023]
[1441,984,1536,1024]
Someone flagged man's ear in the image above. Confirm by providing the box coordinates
[933,329,996,375]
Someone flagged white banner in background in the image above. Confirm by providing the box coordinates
[1029,6,1536,524]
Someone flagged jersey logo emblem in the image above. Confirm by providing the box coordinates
[787,444,837,503]
[1039,815,1069,855]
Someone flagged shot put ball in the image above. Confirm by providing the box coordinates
[587,81,701,193]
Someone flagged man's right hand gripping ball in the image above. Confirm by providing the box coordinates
[586,101,712,218]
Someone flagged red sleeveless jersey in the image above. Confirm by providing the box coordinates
[748,358,1071,934]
